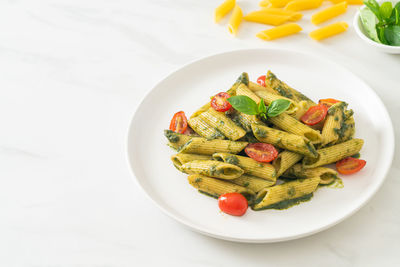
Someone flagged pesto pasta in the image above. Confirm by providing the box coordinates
[164,70,366,215]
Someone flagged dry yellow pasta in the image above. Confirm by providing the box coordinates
[330,0,362,4]
[228,5,243,35]
[309,22,348,41]
[256,23,302,41]
[269,0,292,8]
[285,0,323,11]
[244,11,291,26]
[261,7,303,21]
[259,0,272,7]
[311,2,348,25]
[215,0,236,23]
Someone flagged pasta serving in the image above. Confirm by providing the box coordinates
[165,71,366,216]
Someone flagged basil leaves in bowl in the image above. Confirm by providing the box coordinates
[354,0,400,53]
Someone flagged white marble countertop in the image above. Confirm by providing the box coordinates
[1,0,399,266]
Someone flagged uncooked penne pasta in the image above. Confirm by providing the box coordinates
[283,163,338,185]
[311,2,348,25]
[269,0,292,8]
[171,153,212,170]
[252,177,320,210]
[180,160,244,179]
[259,0,272,7]
[330,0,362,4]
[213,153,277,182]
[178,136,248,155]
[321,102,347,146]
[303,138,364,168]
[188,174,255,199]
[285,0,323,11]
[164,130,192,150]
[215,0,236,23]
[252,124,318,158]
[188,116,225,140]
[231,174,275,192]
[228,5,243,35]
[273,150,303,177]
[260,7,303,21]
[244,11,291,26]
[199,108,246,141]
[256,23,302,41]
[309,22,349,41]
[268,113,323,144]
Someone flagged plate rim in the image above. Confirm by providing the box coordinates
[126,48,395,243]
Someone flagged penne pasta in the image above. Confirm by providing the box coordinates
[260,7,303,21]
[213,153,277,182]
[321,102,347,146]
[259,0,272,7]
[228,5,243,35]
[178,136,248,155]
[215,0,236,23]
[199,108,246,140]
[283,163,338,184]
[252,124,318,158]
[164,130,192,150]
[330,0,362,4]
[336,116,355,144]
[309,22,349,41]
[181,160,244,179]
[244,11,291,26]
[248,81,278,94]
[188,116,225,140]
[254,88,298,114]
[230,174,275,192]
[268,112,323,144]
[171,153,212,170]
[252,177,320,210]
[285,0,323,11]
[256,23,302,41]
[273,150,303,177]
[303,138,364,168]
[188,174,255,199]
[311,2,348,25]
[269,0,292,8]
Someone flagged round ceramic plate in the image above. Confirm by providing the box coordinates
[127,49,394,243]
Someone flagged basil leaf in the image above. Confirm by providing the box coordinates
[360,8,380,42]
[384,25,400,45]
[258,99,267,114]
[364,0,382,21]
[379,2,393,20]
[376,24,388,44]
[227,95,259,115]
[395,2,400,25]
[266,99,291,117]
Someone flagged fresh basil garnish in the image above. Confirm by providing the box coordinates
[227,96,291,119]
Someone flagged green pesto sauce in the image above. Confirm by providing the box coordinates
[219,120,225,125]
[255,127,267,138]
[295,92,312,102]
[177,139,192,152]
[334,116,339,121]
[254,193,314,210]
[243,182,250,187]
[195,177,202,183]
[164,130,180,143]
[209,129,224,140]
[235,72,249,86]
[226,155,239,165]
[327,178,344,189]
[198,190,218,199]
[287,186,296,197]
[209,165,217,176]
[276,85,293,99]
[351,152,361,158]
[306,142,318,157]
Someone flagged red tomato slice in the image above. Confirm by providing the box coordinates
[218,193,248,216]
[245,143,278,163]
[300,104,328,126]
[257,75,266,87]
[319,98,340,108]
[336,157,366,175]
[211,92,232,112]
[169,111,188,134]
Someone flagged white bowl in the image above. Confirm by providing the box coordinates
[353,1,400,54]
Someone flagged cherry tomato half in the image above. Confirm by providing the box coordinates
[300,104,328,126]
[319,98,340,108]
[245,143,278,163]
[257,75,266,87]
[169,111,188,134]
[336,157,366,175]
[218,193,248,216]
[211,92,232,112]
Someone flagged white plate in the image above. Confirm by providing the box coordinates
[127,49,394,243]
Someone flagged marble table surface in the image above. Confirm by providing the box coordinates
[1,0,399,266]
